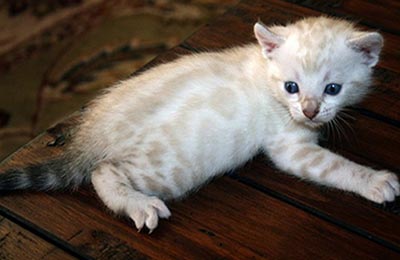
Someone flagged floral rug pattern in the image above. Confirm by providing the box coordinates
[0,0,238,161]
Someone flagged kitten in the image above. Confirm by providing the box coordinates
[0,17,399,233]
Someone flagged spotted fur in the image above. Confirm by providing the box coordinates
[1,17,398,232]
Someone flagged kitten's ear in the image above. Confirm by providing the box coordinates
[348,32,383,67]
[254,21,284,58]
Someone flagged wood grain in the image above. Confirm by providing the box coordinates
[282,0,400,34]
[0,0,399,258]
[0,216,76,260]
[1,179,399,259]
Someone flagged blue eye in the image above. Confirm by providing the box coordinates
[324,83,342,95]
[284,81,299,94]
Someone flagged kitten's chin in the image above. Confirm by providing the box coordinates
[303,120,324,129]
[296,118,325,129]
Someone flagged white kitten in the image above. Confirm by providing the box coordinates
[1,17,398,232]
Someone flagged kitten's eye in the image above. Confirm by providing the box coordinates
[324,83,342,95]
[284,81,299,94]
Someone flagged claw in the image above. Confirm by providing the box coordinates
[364,171,400,203]
[127,196,170,232]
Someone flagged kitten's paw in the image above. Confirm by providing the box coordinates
[127,196,171,233]
[362,171,400,203]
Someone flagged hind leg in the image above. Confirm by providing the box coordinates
[91,162,171,233]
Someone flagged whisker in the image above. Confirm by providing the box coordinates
[338,109,356,124]
[331,117,342,144]
[337,117,350,144]
[325,120,335,144]
[336,112,356,142]
[270,105,294,128]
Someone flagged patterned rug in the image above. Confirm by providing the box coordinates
[0,0,238,161]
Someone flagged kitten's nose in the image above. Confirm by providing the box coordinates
[301,98,320,120]
[302,108,319,120]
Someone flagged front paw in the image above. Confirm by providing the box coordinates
[361,170,400,203]
[127,196,171,233]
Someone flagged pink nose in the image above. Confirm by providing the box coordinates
[303,109,319,120]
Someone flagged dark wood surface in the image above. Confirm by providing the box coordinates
[1,0,399,259]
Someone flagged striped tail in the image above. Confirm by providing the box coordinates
[0,155,93,191]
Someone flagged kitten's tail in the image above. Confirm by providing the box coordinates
[0,152,94,191]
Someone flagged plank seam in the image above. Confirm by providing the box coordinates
[351,107,400,128]
[230,174,400,254]
[276,0,399,35]
[0,205,93,260]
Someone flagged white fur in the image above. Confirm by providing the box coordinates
[70,17,398,232]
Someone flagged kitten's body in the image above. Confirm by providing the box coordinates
[1,17,399,232]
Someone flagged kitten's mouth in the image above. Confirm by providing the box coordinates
[304,119,324,128]
[288,109,325,128]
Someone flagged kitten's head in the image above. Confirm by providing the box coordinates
[254,17,383,128]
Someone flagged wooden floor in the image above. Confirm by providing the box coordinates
[1,0,400,259]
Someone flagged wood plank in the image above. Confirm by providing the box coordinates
[358,67,400,122]
[0,177,398,259]
[183,0,400,73]
[281,0,400,35]
[321,113,400,171]
[0,216,76,260]
[235,155,400,249]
